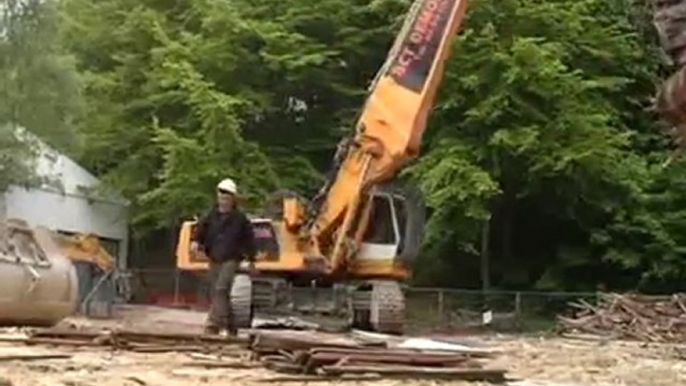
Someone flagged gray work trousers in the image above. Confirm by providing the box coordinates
[206,259,239,329]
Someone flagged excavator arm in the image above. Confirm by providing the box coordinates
[295,0,469,272]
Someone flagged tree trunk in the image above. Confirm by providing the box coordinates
[501,199,513,263]
[0,190,7,253]
[480,219,491,291]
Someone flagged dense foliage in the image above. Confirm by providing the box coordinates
[0,0,80,190]
[5,0,686,291]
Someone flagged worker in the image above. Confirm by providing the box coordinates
[190,178,257,336]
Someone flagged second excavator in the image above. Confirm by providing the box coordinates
[176,0,468,334]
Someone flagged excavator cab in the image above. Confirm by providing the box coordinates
[350,183,425,279]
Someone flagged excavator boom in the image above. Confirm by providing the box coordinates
[305,0,469,271]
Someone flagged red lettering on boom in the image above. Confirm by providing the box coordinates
[388,0,453,87]
[415,9,433,35]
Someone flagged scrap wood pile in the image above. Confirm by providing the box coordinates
[5,328,247,353]
[558,293,686,343]
[249,330,508,382]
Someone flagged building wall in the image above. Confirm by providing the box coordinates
[2,131,130,269]
[4,188,129,268]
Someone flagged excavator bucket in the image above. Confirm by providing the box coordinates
[0,219,79,326]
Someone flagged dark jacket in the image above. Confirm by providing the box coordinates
[191,206,256,263]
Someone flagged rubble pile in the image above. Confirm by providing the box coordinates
[558,293,686,342]
[249,330,508,382]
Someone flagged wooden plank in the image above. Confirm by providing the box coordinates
[0,354,71,361]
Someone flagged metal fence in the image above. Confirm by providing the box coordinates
[403,287,597,332]
[113,268,598,332]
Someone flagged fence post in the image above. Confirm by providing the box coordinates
[311,280,317,313]
[437,289,445,323]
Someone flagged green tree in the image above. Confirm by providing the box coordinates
[0,0,81,191]
[408,0,667,290]
[59,0,686,291]
[59,0,405,233]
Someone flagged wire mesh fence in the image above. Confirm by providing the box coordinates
[114,268,598,332]
[404,288,598,332]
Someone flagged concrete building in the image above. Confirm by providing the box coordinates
[0,130,130,269]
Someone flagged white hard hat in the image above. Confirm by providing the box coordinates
[217,178,237,195]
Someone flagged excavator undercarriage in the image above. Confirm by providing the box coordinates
[231,277,407,334]
[230,277,408,334]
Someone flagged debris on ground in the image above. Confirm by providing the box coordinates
[19,327,247,354]
[249,330,508,382]
[558,293,686,343]
[9,325,509,382]
[251,316,320,331]
[0,353,72,362]
[1,304,686,386]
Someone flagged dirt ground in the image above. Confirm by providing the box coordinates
[0,306,684,386]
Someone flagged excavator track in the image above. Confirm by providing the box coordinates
[369,280,405,335]
[229,274,253,329]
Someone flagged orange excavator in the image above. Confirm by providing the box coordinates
[175,0,686,334]
[177,0,468,334]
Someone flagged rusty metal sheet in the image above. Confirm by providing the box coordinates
[306,350,475,368]
[251,331,361,353]
[320,364,507,382]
